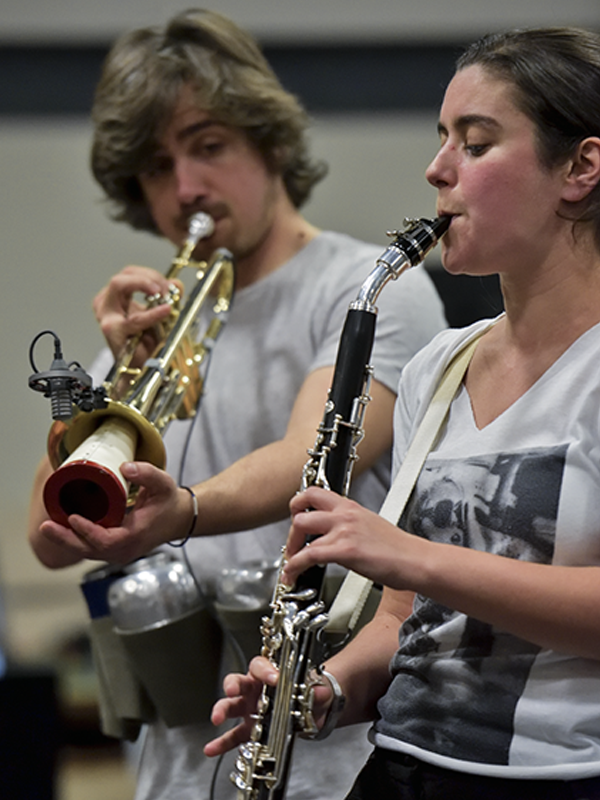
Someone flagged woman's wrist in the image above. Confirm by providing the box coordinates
[304,666,346,741]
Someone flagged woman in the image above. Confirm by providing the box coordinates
[205,28,600,799]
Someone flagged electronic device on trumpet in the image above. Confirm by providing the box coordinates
[231,215,451,800]
[29,212,235,527]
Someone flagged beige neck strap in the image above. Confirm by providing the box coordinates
[325,334,481,635]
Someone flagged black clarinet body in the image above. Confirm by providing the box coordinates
[230,216,451,800]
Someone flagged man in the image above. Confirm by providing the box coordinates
[28,9,446,799]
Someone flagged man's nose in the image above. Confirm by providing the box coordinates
[175,159,207,205]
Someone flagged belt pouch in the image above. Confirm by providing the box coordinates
[115,605,224,728]
[81,564,154,740]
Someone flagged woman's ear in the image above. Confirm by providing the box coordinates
[562,136,600,203]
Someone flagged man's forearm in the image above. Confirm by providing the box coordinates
[192,437,309,536]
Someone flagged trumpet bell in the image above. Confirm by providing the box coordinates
[45,401,166,526]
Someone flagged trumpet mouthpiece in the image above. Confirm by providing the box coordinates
[188,212,215,245]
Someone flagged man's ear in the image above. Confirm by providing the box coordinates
[562,136,600,203]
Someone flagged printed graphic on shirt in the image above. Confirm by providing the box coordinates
[377,444,567,764]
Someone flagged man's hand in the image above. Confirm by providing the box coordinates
[92,265,181,363]
[35,462,196,565]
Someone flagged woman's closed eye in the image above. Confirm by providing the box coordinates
[464,142,490,157]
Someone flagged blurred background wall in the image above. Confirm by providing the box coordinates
[0,0,598,669]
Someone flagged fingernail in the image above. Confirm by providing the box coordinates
[121,461,138,477]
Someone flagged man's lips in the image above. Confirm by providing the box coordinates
[180,206,226,231]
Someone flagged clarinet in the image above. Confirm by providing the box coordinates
[230,216,451,800]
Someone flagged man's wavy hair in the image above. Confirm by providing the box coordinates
[91,8,328,234]
[457,27,600,250]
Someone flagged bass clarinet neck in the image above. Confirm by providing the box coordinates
[352,215,451,312]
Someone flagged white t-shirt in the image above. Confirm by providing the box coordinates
[375,318,600,780]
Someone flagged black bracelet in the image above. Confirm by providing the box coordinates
[169,485,198,548]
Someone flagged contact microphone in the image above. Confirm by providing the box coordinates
[28,330,107,420]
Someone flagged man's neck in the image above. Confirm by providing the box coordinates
[234,199,320,289]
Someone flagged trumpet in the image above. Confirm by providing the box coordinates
[29,212,235,527]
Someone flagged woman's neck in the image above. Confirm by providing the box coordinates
[465,233,600,429]
[499,232,600,351]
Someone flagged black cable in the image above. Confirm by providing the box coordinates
[172,335,247,800]
[28,329,61,374]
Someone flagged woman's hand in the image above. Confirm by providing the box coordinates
[35,462,196,565]
[92,265,181,362]
[282,486,423,591]
[204,656,278,757]
[204,656,336,757]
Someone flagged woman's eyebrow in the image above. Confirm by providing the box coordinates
[437,114,501,137]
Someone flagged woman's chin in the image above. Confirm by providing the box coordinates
[440,254,467,276]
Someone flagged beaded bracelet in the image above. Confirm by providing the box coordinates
[169,485,198,548]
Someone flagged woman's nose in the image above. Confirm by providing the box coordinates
[425,145,452,189]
